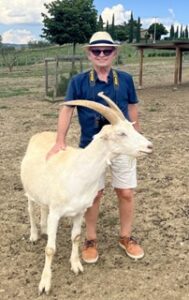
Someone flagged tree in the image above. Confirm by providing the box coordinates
[110,14,116,40]
[28,40,50,49]
[185,26,188,39]
[170,24,175,40]
[180,25,184,39]
[0,35,2,47]
[106,21,110,33]
[135,17,141,43]
[148,23,168,41]
[97,15,104,31]
[175,26,179,39]
[115,23,128,42]
[128,12,134,43]
[41,0,97,55]
[0,46,17,72]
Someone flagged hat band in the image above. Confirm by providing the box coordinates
[89,39,114,45]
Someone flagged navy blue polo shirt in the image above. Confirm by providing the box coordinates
[65,69,138,148]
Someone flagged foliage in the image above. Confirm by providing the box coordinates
[28,40,50,49]
[135,17,141,43]
[41,0,97,54]
[97,15,104,31]
[128,12,134,43]
[109,14,115,40]
[148,23,168,41]
[0,47,17,72]
[170,25,175,40]
[185,26,189,39]
[114,24,128,41]
[56,68,78,97]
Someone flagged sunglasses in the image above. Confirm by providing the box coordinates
[90,48,115,57]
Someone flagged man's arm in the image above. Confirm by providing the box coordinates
[128,103,141,132]
[46,105,75,160]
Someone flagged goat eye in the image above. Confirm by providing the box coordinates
[118,132,127,137]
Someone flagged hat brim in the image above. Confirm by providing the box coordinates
[83,43,120,48]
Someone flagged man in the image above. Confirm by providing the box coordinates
[47,31,144,263]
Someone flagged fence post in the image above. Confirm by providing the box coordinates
[54,57,59,97]
[45,59,48,96]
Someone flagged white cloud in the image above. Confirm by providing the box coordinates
[101,4,184,34]
[2,29,36,44]
[168,8,175,19]
[0,0,53,25]
[141,10,183,33]
[101,4,131,25]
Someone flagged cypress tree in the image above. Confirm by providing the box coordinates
[98,15,104,31]
[185,25,189,39]
[128,12,134,43]
[106,21,110,33]
[180,25,183,39]
[175,26,179,39]
[170,24,175,40]
[111,14,116,40]
[136,17,141,43]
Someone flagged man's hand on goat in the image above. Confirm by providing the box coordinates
[46,143,66,160]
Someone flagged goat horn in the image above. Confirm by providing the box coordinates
[61,100,121,125]
[98,92,125,120]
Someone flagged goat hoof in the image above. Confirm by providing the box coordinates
[30,233,38,242]
[38,277,51,295]
[71,261,84,274]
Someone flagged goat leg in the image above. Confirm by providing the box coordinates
[70,214,84,274]
[28,198,38,242]
[38,210,60,295]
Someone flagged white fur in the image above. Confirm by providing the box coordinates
[21,108,152,294]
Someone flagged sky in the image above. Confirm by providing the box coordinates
[0,0,188,44]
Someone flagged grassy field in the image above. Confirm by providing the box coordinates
[0,42,181,99]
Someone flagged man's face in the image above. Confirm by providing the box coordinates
[87,46,117,68]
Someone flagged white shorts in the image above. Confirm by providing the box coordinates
[98,154,137,190]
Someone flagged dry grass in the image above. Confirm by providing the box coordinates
[0,60,189,300]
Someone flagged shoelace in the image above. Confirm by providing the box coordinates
[120,236,138,244]
[85,239,97,248]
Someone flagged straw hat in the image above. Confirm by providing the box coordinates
[84,31,120,48]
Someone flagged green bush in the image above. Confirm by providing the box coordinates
[56,67,78,97]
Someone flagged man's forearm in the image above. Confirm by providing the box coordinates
[128,104,141,132]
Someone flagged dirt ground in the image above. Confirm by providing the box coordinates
[0,62,189,300]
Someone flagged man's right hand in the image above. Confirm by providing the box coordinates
[46,143,66,161]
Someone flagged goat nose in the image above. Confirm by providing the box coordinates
[147,143,153,151]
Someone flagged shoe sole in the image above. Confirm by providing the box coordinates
[82,255,99,264]
[119,242,144,260]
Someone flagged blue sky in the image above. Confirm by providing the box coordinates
[0,0,188,44]
[94,0,189,24]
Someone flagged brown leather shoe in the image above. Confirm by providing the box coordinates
[119,236,144,260]
[82,239,99,263]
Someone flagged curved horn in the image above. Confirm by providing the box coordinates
[61,100,121,125]
[98,92,125,120]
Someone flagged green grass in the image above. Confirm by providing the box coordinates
[0,105,10,109]
[0,87,31,98]
[42,112,59,118]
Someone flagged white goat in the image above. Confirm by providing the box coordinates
[21,92,152,294]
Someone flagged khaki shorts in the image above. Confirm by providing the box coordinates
[98,154,137,190]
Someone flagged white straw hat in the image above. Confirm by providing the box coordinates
[84,31,120,48]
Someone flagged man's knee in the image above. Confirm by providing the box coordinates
[115,188,134,202]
